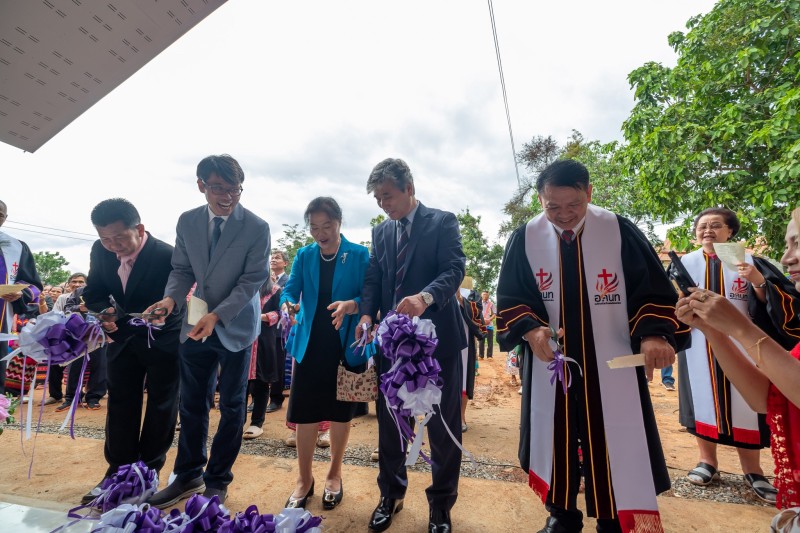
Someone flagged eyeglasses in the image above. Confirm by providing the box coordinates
[696,223,727,231]
[205,184,243,197]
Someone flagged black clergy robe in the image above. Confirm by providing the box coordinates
[748,257,800,350]
[496,215,689,520]
[0,232,43,395]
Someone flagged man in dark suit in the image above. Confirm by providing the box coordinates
[358,158,466,533]
[145,154,270,508]
[80,198,183,503]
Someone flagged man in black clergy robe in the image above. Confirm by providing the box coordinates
[80,198,183,503]
[0,199,43,395]
[358,158,466,533]
[496,160,689,533]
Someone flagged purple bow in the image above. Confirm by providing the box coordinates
[128,318,162,349]
[218,506,277,533]
[182,494,230,532]
[547,349,582,394]
[69,461,159,518]
[37,314,91,366]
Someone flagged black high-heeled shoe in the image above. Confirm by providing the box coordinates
[285,480,315,509]
[322,480,344,510]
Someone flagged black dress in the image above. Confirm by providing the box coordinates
[286,253,365,424]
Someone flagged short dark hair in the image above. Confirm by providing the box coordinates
[535,159,590,192]
[693,207,741,237]
[68,272,87,282]
[271,250,289,263]
[366,158,414,194]
[304,197,343,225]
[90,198,141,229]
[197,154,245,185]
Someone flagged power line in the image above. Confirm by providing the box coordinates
[2,225,95,242]
[487,0,521,187]
[7,219,96,236]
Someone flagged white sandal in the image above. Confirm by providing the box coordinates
[243,425,263,439]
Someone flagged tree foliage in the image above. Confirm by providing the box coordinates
[457,208,503,293]
[501,131,659,245]
[276,224,313,274]
[621,0,800,256]
[32,251,70,286]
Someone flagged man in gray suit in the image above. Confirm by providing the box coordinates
[145,154,270,508]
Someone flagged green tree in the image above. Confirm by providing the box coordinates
[33,251,70,286]
[457,208,503,293]
[501,131,659,245]
[620,0,800,256]
[276,224,313,273]
[360,214,386,249]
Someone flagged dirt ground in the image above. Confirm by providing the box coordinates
[0,354,778,532]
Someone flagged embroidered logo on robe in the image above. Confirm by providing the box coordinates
[535,268,555,301]
[11,261,19,278]
[729,278,748,301]
[594,268,621,305]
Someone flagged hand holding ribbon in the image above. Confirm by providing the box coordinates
[546,326,582,394]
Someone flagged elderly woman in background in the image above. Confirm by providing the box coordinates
[279,197,369,511]
[675,206,800,516]
[671,207,800,503]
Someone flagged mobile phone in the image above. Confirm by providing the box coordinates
[667,251,697,296]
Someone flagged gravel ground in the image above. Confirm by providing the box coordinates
[23,424,527,484]
[25,423,772,507]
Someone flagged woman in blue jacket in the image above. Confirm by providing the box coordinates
[280,197,370,511]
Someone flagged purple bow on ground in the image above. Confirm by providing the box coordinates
[69,461,159,518]
[128,318,162,349]
[181,494,230,532]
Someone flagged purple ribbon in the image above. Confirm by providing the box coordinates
[181,494,230,532]
[68,461,159,518]
[218,506,276,533]
[128,318,162,349]
[547,349,583,395]
[36,314,91,366]
[278,311,291,347]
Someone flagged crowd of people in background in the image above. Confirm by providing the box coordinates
[2,155,800,532]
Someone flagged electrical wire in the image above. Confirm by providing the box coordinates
[487,0,521,187]
[6,219,96,236]
[2,224,95,242]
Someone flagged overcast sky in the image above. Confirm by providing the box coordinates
[0,0,717,275]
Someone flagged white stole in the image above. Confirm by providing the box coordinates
[524,205,661,531]
[0,232,23,334]
[681,249,761,442]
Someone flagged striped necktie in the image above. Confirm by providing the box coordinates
[562,229,575,244]
[394,217,410,300]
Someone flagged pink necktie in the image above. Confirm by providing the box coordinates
[118,258,135,292]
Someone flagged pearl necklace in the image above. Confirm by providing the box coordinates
[319,240,341,262]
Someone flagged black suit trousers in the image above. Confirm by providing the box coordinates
[104,337,180,477]
[376,344,463,511]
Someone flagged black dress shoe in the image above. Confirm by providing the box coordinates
[322,480,343,510]
[80,478,109,504]
[429,508,452,533]
[368,497,404,532]
[266,402,282,413]
[147,476,205,509]
[285,480,314,508]
[537,516,580,533]
[203,486,227,503]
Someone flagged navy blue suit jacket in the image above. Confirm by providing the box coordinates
[361,202,467,358]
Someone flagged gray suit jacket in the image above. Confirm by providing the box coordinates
[164,204,271,352]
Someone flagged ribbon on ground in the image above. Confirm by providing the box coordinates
[89,503,169,532]
[68,461,159,519]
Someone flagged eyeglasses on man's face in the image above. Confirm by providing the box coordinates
[696,223,727,232]
[205,184,243,197]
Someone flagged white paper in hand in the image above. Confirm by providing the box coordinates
[187,295,208,325]
[713,242,746,271]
